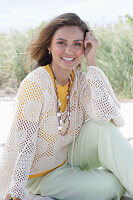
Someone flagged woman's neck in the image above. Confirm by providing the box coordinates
[49,64,72,86]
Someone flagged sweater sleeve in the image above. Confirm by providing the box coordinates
[81,66,124,127]
[0,76,44,199]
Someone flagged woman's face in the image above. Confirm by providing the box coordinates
[48,26,84,72]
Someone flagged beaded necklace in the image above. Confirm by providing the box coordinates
[50,66,72,136]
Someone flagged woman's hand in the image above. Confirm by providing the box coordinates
[84,30,99,66]
[5,193,11,200]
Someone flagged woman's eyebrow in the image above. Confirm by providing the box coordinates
[56,38,66,41]
[73,39,84,42]
[56,38,83,42]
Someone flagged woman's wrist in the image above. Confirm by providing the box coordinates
[87,58,97,66]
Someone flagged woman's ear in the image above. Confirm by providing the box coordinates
[47,47,51,53]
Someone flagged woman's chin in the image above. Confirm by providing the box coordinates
[60,60,79,70]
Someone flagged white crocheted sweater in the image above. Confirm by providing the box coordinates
[0,66,124,199]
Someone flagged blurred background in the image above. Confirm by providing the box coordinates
[0,0,133,98]
[0,0,133,153]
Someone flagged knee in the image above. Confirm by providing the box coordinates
[82,120,116,133]
[100,121,121,139]
[79,120,100,143]
[81,120,100,134]
[101,121,117,129]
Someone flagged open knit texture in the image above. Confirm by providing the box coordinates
[0,66,124,199]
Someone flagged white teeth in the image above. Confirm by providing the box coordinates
[62,57,74,61]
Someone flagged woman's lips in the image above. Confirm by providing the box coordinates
[61,57,75,63]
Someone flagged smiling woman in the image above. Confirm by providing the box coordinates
[26,12,89,69]
[47,26,84,86]
[0,13,133,200]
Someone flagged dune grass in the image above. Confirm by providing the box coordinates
[0,22,133,99]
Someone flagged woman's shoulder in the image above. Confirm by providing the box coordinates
[75,70,89,88]
[75,70,87,81]
[21,66,51,86]
[74,70,89,92]
[76,66,109,84]
[28,66,50,81]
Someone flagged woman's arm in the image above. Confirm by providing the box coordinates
[0,75,44,200]
[83,66,124,126]
[81,30,124,126]
[84,30,99,67]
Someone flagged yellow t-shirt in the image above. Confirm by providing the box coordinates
[43,64,75,112]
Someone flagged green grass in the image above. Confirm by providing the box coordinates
[0,22,133,99]
[82,24,133,99]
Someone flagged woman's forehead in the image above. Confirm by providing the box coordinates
[53,26,84,40]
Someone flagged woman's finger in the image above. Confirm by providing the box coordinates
[5,194,11,200]
[85,30,95,38]
[84,36,99,48]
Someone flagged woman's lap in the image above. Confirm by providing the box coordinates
[27,120,133,199]
[27,162,125,200]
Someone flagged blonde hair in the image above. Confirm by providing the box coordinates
[26,13,89,70]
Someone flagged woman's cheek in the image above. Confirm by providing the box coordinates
[53,46,64,55]
[76,48,84,57]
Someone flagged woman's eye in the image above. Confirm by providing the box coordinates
[57,41,65,45]
[74,43,82,46]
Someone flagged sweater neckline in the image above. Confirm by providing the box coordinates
[43,64,75,89]
[40,65,78,99]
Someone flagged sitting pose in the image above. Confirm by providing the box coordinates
[0,13,133,200]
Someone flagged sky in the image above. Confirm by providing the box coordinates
[0,0,133,32]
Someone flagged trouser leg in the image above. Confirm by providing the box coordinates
[98,121,133,195]
[67,120,101,170]
[27,162,125,200]
[68,120,133,195]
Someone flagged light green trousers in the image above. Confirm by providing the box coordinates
[27,120,133,200]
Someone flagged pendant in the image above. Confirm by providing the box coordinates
[60,119,63,125]
[58,126,62,130]
[66,96,70,100]
[57,112,61,117]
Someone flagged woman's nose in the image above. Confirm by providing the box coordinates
[64,45,73,54]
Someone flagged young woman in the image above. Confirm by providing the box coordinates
[0,13,133,200]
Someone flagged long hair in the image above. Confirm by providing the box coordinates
[26,13,89,70]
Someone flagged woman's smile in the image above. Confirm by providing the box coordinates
[48,26,84,72]
[61,57,75,63]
